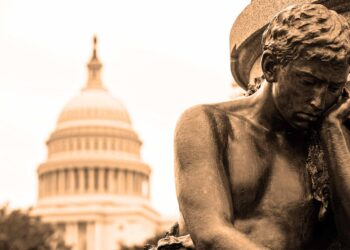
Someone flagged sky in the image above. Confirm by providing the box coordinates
[0,0,250,217]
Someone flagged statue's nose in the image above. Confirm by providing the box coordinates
[310,88,327,111]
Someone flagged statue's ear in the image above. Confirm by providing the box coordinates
[262,51,277,83]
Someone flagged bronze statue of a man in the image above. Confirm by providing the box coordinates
[174,3,350,249]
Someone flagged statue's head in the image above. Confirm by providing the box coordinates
[262,3,350,66]
[261,3,350,129]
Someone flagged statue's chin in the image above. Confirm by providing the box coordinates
[283,120,309,131]
[288,117,321,131]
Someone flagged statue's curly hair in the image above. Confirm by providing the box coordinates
[262,3,350,66]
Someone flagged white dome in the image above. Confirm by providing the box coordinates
[57,88,131,126]
[63,89,126,110]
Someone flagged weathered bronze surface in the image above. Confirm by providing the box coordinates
[169,3,350,250]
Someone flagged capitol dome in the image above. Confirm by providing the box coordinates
[33,37,162,250]
[58,89,131,125]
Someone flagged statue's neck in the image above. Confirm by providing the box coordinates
[251,81,300,134]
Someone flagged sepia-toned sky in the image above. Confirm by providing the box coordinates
[0,0,250,217]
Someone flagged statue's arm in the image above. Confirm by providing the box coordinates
[174,105,268,250]
[321,98,350,248]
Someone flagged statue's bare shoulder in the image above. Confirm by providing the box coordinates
[173,98,251,237]
[174,97,248,155]
[175,103,231,148]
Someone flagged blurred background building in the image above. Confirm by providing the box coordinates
[32,37,171,250]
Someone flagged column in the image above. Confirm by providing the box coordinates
[98,168,104,193]
[118,169,125,194]
[124,170,128,194]
[135,173,140,195]
[84,169,89,192]
[141,174,148,198]
[42,175,46,198]
[131,172,135,195]
[65,222,78,250]
[64,170,68,193]
[51,171,56,196]
[114,169,118,194]
[136,173,141,196]
[147,176,150,199]
[74,169,79,192]
[41,173,47,197]
[111,138,115,151]
[138,174,143,195]
[86,222,95,250]
[69,169,75,194]
[104,169,108,191]
[55,171,59,195]
[38,175,42,198]
[94,222,105,250]
[46,173,51,196]
[58,170,64,195]
[108,168,114,193]
[78,222,87,250]
[126,171,133,195]
[132,172,136,195]
[61,170,65,194]
[79,168,85,193]
[88,168,95,193]
[47,173,51,196]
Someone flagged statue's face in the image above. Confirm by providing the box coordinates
[272,57,350,129]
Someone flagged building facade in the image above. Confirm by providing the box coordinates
[32,37,164,250]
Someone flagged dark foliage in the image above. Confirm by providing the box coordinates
[0,204,70,250]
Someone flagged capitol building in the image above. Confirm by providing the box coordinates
[32,37,169,250]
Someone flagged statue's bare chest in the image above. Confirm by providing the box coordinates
[226,126,312,212]
[224,117,322,249]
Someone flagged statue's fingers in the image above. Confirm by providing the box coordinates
[327,98,350,122]
[343,86,350,98]
[337,98,350,120]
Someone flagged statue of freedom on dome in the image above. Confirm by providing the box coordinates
[148,3,350,250]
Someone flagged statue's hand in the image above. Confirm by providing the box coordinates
[323,88,350,127]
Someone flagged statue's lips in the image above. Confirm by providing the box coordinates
[295,112,319,122]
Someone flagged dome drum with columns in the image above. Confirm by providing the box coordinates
[32,37,164,250]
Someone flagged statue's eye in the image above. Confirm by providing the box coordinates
[328,85,340,93]
[302,80,314,86]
